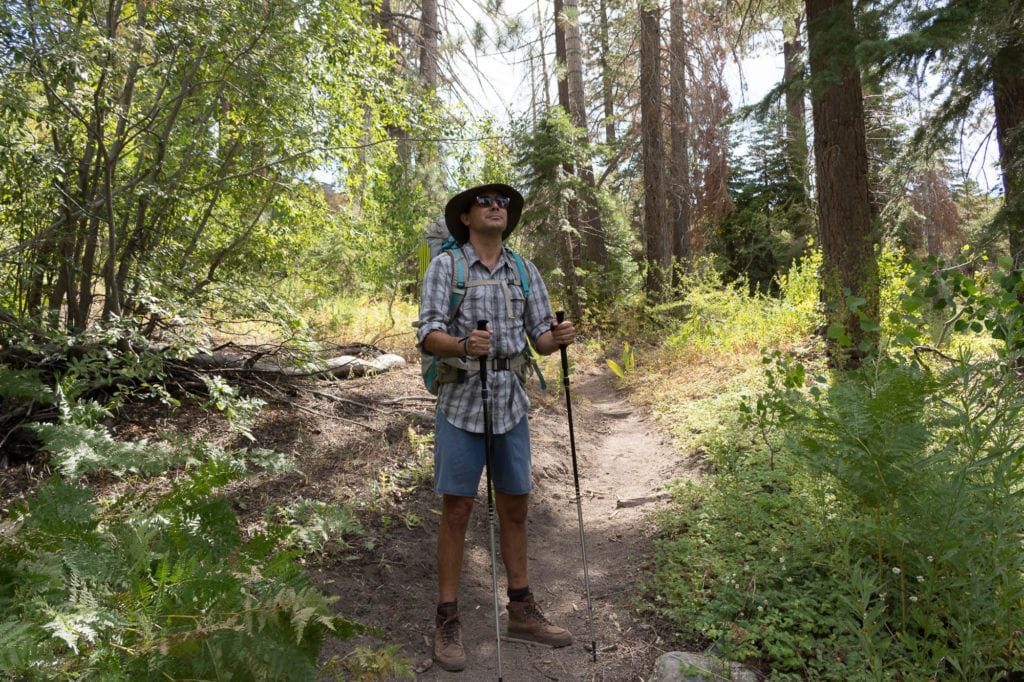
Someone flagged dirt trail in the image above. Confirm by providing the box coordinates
[319,367,695,680]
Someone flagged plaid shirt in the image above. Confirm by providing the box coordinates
[417,243,553,434]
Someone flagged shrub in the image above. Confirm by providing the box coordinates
[649,257,1024,679]
[665,252,822,355]
[0,367,377,679]
[0,466,365,679]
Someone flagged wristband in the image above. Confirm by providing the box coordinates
[459,335,470,356]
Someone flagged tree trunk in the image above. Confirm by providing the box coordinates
[553,0,571,113]
[553,0,582,272]
[599,0,616,145]
[783,15,808,204]
[993,37,1024,268]
[536,0,551,108]
[669,0,691,278]
[640,0,670,296]
[564,0,608,267]
[806,0,878,368]
[419,0,439,91]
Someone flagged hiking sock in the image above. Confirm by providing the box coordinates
[507,586,531,602]
[437,601,458,615]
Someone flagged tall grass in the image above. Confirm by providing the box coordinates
[665,252,823,355]
[300,294,419,352]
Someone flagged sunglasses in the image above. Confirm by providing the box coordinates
[472,194,511,209]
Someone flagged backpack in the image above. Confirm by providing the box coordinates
[417,218,547,395]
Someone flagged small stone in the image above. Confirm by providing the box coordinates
[649,652,758,682]
[414,657,433,673]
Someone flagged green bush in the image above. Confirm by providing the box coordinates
[649,258,1024,679]
[0,367,383,679]
[665,252,822,354]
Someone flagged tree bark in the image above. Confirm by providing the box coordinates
[599,0,616,146]
[536,0,552,108]
[806,0,878,368]
[640,0,670,296]
[564,0,608,267]
[669,0,691,277]
[553,0,582,273]
[419,0,439,91]
[783,15,808,203]
[993,37,1024,268]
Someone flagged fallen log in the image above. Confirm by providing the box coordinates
[184,351,407,378]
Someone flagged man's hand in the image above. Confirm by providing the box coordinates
[423,328,490,358]
[550,319,575,347]
[535,318,575,355]
[464,327,491,357]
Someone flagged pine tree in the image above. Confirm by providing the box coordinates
[861,0,1024,266]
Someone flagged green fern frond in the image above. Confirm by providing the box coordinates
[0,620,46,673]
[278,498,364,556]
[34,423,181,477]
[0,365,54,403]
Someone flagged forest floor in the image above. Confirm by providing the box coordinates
[308,360,700,680]
[0,349,703,680]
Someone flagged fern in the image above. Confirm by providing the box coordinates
[0,365,54,403]
[1,461,366,679]
[277,498,365,556]
[786,359,935,510]
[34,422,181,477]
[0,620,45,673]
[747,340,1024,677]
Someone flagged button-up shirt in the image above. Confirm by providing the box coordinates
[417,243,553,434]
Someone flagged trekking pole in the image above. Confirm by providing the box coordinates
[477,320,504,681]
[554,311,598,662]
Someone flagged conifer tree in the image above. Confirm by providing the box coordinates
[861,0,1024,266]
[806,0,879,367]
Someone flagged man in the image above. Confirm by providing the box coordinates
[417,183,577,672]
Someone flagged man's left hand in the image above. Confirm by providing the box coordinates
[550,320,575,347]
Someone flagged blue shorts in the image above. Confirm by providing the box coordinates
[434,410,532,497]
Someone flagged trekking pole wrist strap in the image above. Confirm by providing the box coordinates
[458,335,470,356]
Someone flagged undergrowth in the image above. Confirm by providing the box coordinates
[644,255,1024,679]
[0,363,410,679]
[665,251,822,355]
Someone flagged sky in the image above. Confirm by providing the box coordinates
[441,2,1001,194]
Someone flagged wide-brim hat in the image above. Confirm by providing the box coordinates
[444,183,525,244]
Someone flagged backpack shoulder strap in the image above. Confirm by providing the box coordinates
[506,249,530,298]
[447,247,467,324]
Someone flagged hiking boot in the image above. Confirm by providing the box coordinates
[433,605,466,671]
[506,595,573,648]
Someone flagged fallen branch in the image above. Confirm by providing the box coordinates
[615,492,671,508]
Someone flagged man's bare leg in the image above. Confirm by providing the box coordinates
[495,492,529,589]
[495,491,573,647]
[437,494,475,602]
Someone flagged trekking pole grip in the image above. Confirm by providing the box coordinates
[554,311,570,377]
[476,320,488,387]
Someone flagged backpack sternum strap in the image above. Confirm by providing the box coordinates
[446,248,527,324]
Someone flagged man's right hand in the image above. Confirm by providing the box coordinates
[423,329,490,358]
[464,327,491,357]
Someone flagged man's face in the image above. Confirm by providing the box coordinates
[460,193,509,236]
